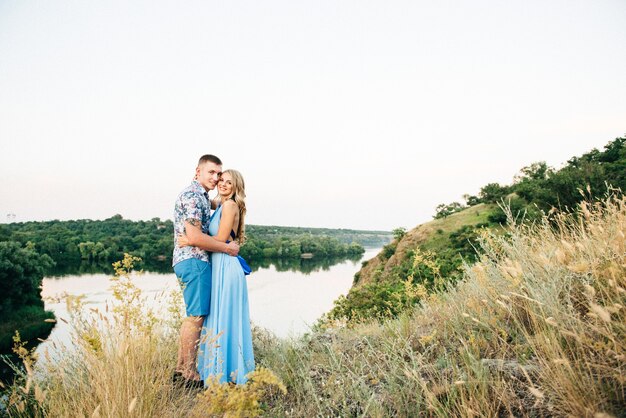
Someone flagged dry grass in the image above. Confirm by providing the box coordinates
[254,195,625,417]
[4,255,285,418]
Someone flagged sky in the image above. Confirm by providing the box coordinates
[1,0,625,231]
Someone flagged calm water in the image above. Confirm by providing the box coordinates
[36,248,381,355]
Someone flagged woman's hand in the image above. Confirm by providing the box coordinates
[177,233,190,247]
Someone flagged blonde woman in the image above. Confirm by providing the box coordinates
[179,169,254,385]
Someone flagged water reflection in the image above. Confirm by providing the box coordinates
[250,253,362,274]
[47,254,363,278]
[48,259,172,276]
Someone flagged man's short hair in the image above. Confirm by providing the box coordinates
[198,154,222,166]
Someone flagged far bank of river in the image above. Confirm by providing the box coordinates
[36,248,381,356]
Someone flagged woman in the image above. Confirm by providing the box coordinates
[179,169,255,385]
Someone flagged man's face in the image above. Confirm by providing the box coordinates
[195,162,222,191]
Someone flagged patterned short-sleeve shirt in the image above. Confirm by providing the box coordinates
[172,180,211,266]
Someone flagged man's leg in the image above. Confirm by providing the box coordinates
[173,258,211,382]
[176,315,204,380]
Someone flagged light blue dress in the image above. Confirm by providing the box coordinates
[197,204,255,385]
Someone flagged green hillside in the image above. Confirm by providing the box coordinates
[328,136,626,323]
[355,202,498,287]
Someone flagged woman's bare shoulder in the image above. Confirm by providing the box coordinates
[221,200,238,213]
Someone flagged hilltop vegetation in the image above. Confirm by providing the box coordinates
[327,136,626,323]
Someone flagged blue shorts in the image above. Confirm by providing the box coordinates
[173,258,211,317]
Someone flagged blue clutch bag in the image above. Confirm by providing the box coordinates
[226,229,251,275]
[237,255,252,275]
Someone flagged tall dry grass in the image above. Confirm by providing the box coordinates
[4,255,285,417]
[252,195,625,417]
[4,255,198,417]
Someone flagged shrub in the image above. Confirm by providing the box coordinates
[192,368,286,417]
[380,243,397,260]
[391,227,407,241]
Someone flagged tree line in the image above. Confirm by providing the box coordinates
[0,218,389,274]
[434,136,626,221]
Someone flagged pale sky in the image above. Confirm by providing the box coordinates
[1,0,625,231]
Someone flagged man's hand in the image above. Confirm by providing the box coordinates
[225,241,240,256]
[184,219,240,255]
[177,233,190,247]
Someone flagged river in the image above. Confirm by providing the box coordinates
[36,248,381,356]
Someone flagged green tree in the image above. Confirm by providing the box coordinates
[434,202,465,219]
[392,227,407,241]
[479,183,510,203]
[78,241,96,260]
[513,161,553,183]
[0,241,54,316]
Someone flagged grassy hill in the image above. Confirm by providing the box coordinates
[324,202,505,323]
[329,136,625,323]
[355,203,498,289]
[252,194,625,416]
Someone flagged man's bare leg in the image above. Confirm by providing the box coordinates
[176,316,204,381]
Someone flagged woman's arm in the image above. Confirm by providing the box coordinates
[213,200,238,242]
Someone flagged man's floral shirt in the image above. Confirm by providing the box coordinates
[173,180,211,266]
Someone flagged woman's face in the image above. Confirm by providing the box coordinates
[218,172,234,198]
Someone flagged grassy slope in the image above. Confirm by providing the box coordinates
[421,204,495,251]
[356,203,498,287]
[253,196,625,416]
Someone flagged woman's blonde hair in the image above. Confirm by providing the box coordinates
[219,169,246,244]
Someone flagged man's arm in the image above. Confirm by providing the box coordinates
[184,219,239,256]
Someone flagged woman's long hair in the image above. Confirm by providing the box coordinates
[220,169,246,244]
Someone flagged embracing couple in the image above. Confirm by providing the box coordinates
[171,154,254,389]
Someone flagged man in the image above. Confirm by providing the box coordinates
[172,154,239,387]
